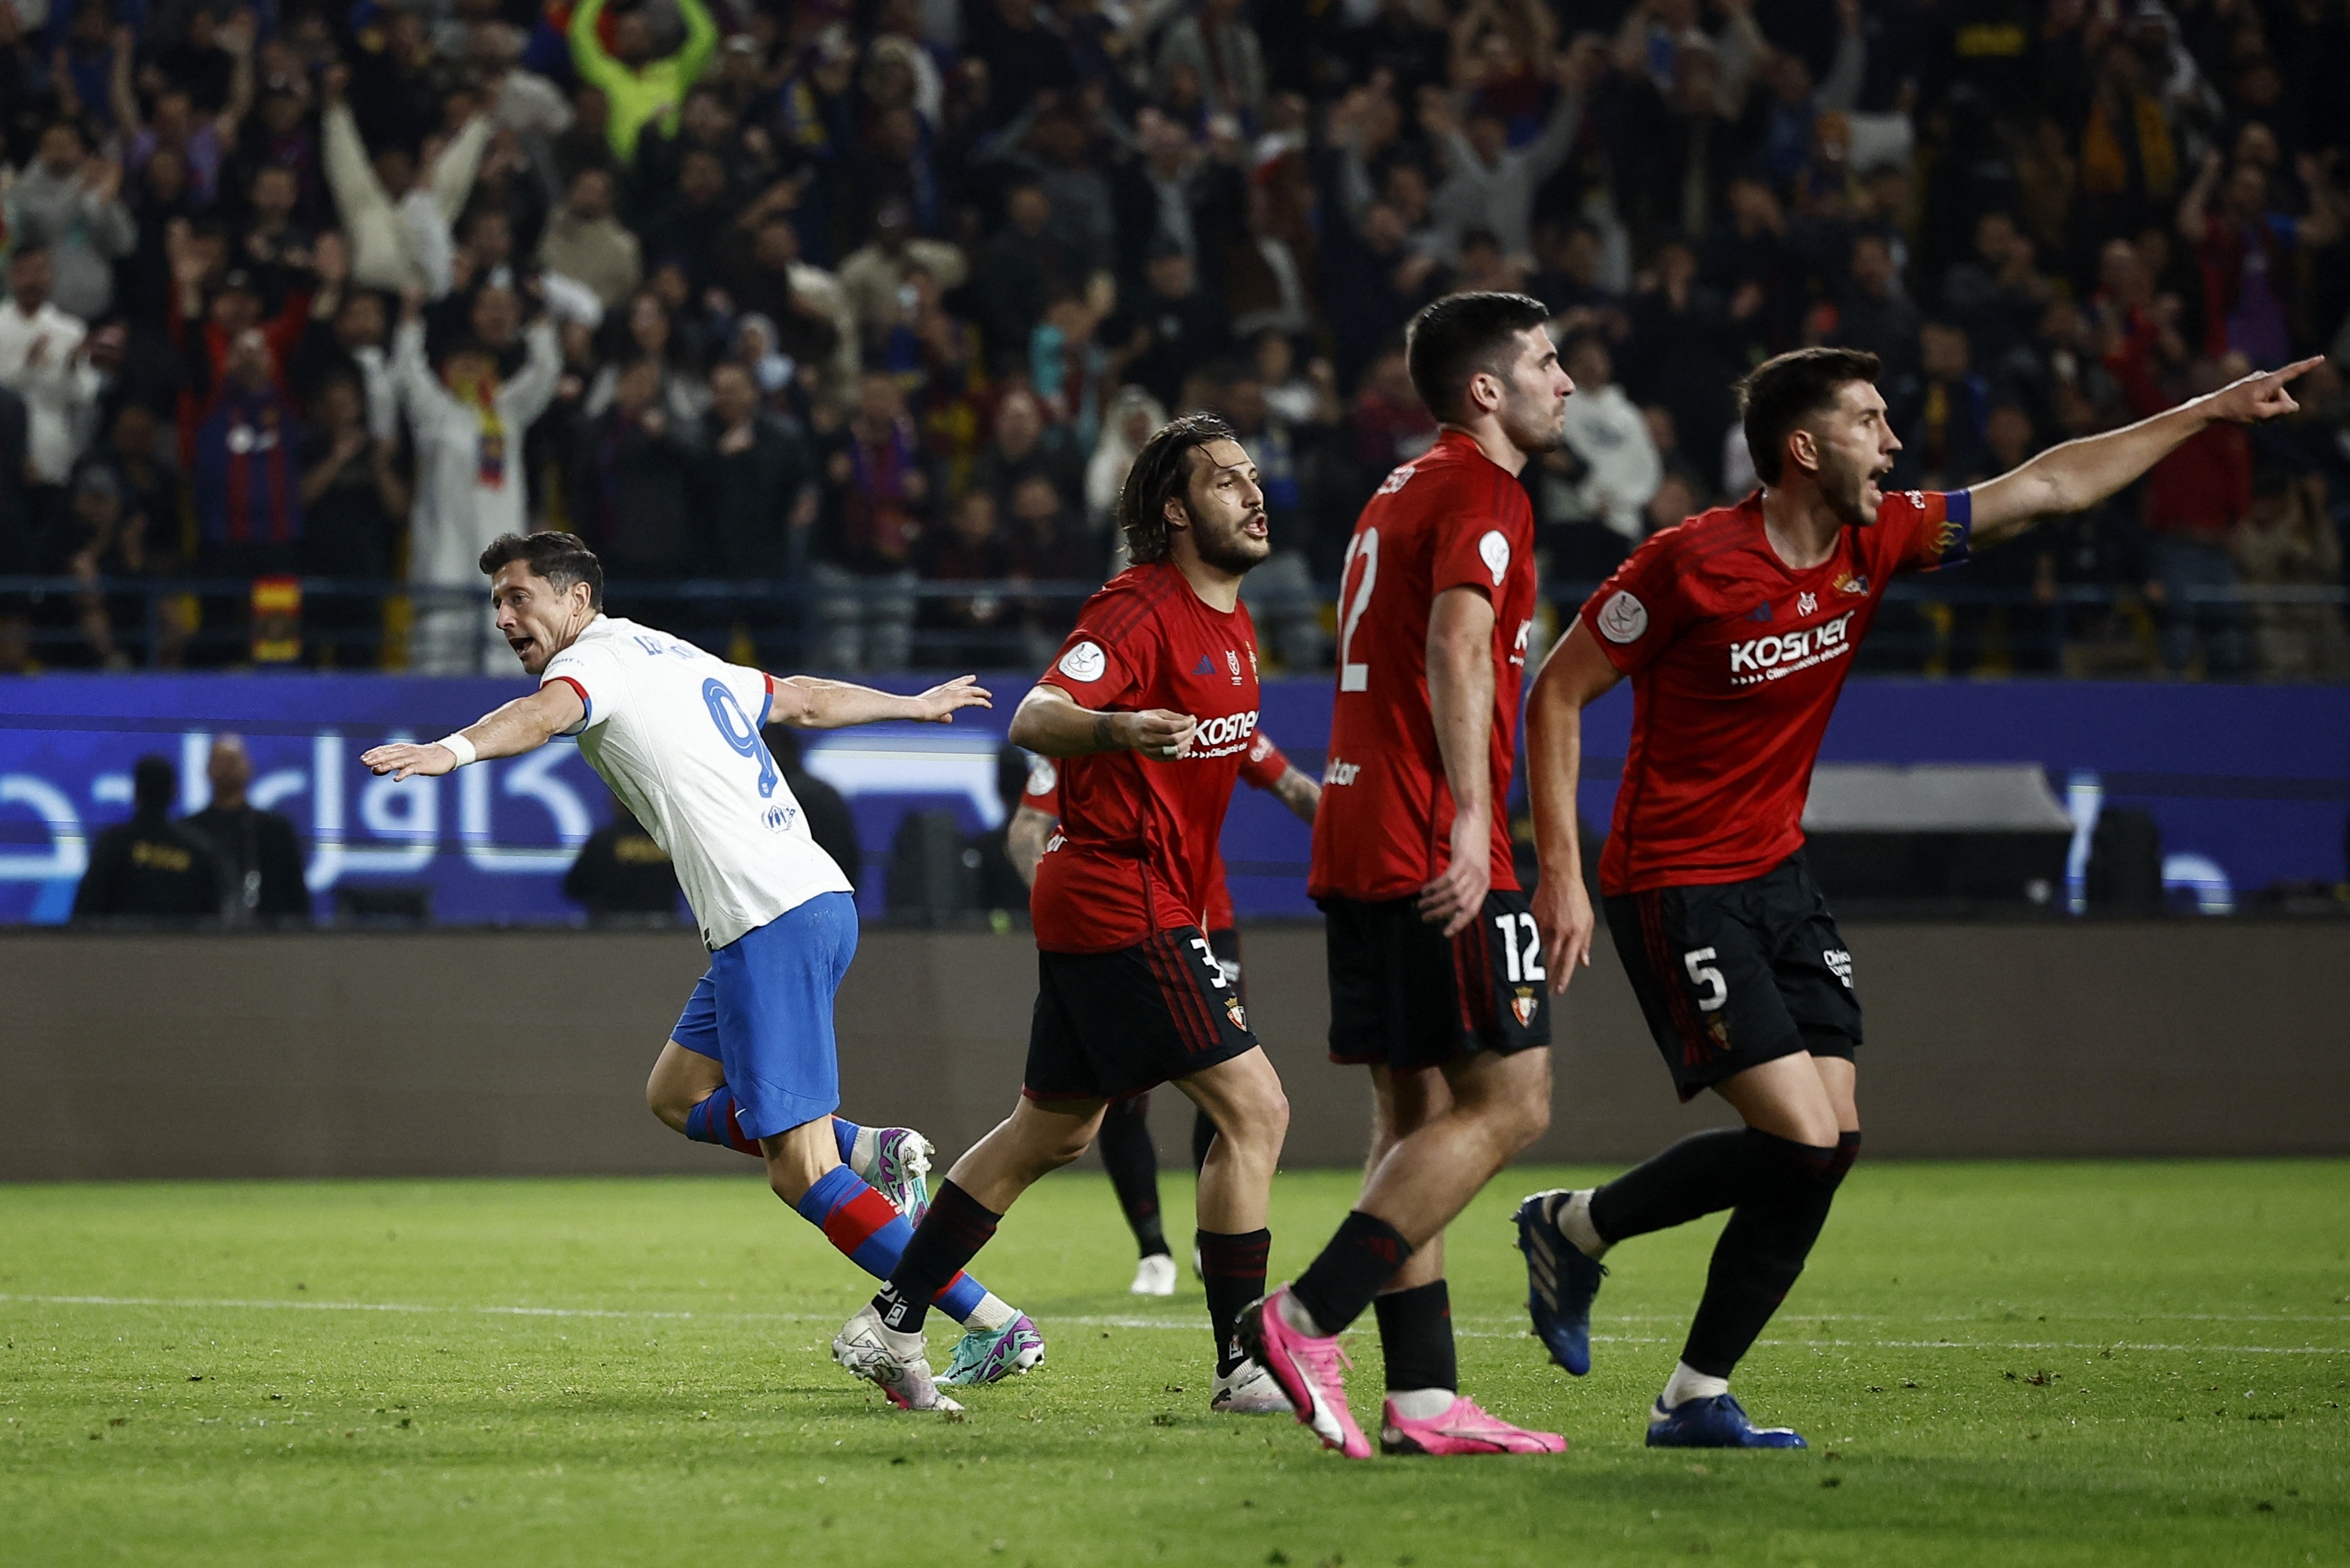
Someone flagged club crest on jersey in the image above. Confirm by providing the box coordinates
[1597,590,1648,645]
[1058,640,1108,682]
[1226,648,1243,684]
[1836,573,1869,595]
[1797,591,1818,616]
[1376,463,1417,495]
[1511,988,1539,1028]
[1478,530,1511,587]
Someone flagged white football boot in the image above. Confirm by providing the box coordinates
[1130,1253,1179,1296]
[1209,1358,1294,1415]
[832,1304,962,1413]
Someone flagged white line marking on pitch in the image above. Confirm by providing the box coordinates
[1,1293,2341,1355]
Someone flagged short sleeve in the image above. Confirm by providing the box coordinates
[1018,753,1060,817]
[1868,488,1972,578]
[540,639,628,733]
[1239,730,1289,791]
[1036,620,1142,707]
[1432,472,1523,599]
[1577,529,1688,676]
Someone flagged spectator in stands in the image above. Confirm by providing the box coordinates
[1155,0,1266,125]
[1832,231,1921,391]
[1220,366,1324,669]
[2177,149,2341,371]
[0,245,105,500]
[700,359,816,658]
[57,462,155,668]
[5,121,135,322]
[970,387,1081,520]
[72,754,222,924]
[2233,468,2349,681]
[539,166,643,312]
[563,794,683,923]
[1085,384,1167,538]
[1894,320,1993,491]
[569,0,720,165]
[1544,333,1660,579]
[1111,235,1227,414]
[191,328,303,589]
[1419,46,1587,262]
[392,290,562,674]
[297,372,407,670]
[810,369,928,671]
[761,724,861,889]
[572,356,698,587]
[184,734,310,925]
[921,487,1022,666]
[974,182,1077,369]
[318,65,490,294]
[2141,355,2255,677]
[0,383,31,671]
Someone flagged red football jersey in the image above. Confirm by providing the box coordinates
[1028,562,1263,952]
[1309,430,1541,900]
[1582,487,1972,895]
[1023,729,1290,933]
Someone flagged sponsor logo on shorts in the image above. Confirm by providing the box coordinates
[1058,641,1108,682]
[1479,530,1511,587]
[1511,987,1539,1028]
[1727,610,1856,685]
[1324,757,1361,785]
[1597,590,1648,644]
[1825,948,1853,988]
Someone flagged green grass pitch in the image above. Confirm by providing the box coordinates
[2,1162,2344,1567]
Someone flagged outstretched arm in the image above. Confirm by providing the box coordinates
[1525,620,1622,991]
[768,673,991,729]
[361,681,587,781]
[1968,356,2322,547]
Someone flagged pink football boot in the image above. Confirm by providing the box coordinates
[1237,1287,1373,1459]
[1380,1396,1568,1456]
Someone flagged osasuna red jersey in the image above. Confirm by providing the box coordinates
[1309,430,1541,901]
[1024,730,1289,932]
[1582,487,1972,895]
[1028,562,1262,952]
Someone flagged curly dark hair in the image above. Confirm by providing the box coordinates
[1115,411,1239,566]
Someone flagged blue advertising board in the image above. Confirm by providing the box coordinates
[1,672,2343,925]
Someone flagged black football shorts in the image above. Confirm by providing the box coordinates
[1322,888,1553,1072]
[1023,925,1260,1103]
[1603,850,1861,1103]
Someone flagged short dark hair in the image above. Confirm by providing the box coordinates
[1405,291,1552,422]
[1735,346,1882,485]
[479,530,605,608]
[1116,411,1237,566]
[133,754,175,814]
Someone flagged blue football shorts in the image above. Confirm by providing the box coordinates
[671,889,859,1139]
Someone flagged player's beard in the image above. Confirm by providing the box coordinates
[1815,442,1878,529]
[1497,381,1568,458]
[1193,507,1274,575]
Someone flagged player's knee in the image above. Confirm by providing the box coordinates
[645,1072,690,1133]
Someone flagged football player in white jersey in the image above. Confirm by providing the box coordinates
[362,532,1045,1399]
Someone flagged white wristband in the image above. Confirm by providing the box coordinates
[436,732,478,767]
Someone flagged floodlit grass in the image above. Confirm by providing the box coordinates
[1,1162,2344,1566]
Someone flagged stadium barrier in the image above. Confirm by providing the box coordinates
[3,918,2343,1181]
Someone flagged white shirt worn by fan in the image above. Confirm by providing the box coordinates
[541,616,853,950]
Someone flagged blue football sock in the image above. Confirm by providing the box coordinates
[683,1087,762,1157]
[794,1166,991,1324]
[831,1116,861,1166]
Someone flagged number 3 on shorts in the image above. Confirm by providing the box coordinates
[1189,935,1228,988]
[1683,947,1728,1011]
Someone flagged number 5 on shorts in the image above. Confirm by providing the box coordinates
[1683,947,1728,1012]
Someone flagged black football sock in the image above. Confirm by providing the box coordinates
[871,1180,1000,1336]
[1190,1105,1218,1177]
[1680,1129,1855,1378]
[1096,1095,1170,1259]
[1291,1210,1412,1337]
[1372,1280,1456,1395]
[1587,1127,1749,1246]
[1197,1227,1271,1376]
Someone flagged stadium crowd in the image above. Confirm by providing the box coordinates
[0,0,2346,679]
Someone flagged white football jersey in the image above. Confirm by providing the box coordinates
[542,616,852,948]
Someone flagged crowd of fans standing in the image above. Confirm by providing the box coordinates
[0,0,2345,679]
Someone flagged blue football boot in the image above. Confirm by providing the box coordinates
[1645,1393,1806,1449]
[1513,1190,1607,1376]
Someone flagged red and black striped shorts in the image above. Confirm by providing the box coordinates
[1023,926,1259,1103]
[1321,889,1553,1071]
